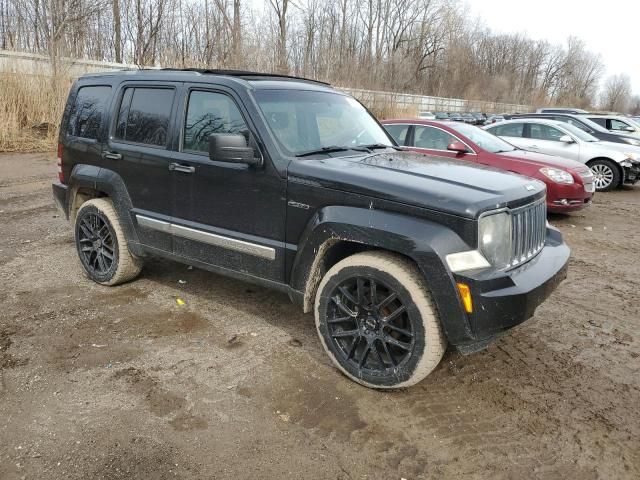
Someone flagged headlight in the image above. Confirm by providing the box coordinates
[624,152,638,161]
[478,211,512,269]
[622,137,640,146]
[539,167,574,184]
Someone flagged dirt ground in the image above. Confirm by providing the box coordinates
[0,152,638,480]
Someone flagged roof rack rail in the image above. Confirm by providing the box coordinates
[157,68,331,85]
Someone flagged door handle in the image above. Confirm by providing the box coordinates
[102,151,122,160]
[169,163,195,174]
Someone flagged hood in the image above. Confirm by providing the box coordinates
[287,151,545,219]
[500,149,589,172]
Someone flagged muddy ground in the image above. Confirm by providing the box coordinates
[0,153,638,479]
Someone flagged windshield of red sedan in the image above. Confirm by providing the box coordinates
[449,123,517,153]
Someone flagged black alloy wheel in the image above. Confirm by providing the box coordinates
[325,275,415,374]
[76,210,118,278]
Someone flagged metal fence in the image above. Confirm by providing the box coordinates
[0,49,532,114]
[340,87,531,115]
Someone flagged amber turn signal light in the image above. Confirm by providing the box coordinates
[456,282,473,313]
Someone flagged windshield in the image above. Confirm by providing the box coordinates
[448,122,517,153]
[253,90,393,156]
[561,122,599,142]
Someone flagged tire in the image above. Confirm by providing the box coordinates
[74,198,142,286]
[589,159,621,191]
[314,251,446,389]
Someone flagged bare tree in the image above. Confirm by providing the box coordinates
[601,74,632,112]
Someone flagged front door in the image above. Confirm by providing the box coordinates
[410,125,477,162]
[526,123,581,161]
[168,85,287,282]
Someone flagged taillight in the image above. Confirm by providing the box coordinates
[57,143,64,183]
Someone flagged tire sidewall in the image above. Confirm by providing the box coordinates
[74,203,120,284]
[316,263,427,388]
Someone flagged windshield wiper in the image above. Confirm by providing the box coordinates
[295,145,370,157]
[360,143,402,151]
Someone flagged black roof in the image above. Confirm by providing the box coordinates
[157,68,331,86]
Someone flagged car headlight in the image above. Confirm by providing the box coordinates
[478,211,512,270]
[624,152,638,161]
[622,137,640,146]
[539,167,574,184]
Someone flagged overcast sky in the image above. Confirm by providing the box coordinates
[467,0,640,94]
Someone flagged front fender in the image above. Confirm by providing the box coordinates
[290,205,475,344]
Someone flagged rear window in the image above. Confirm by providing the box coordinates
[66,86,111,140]
[115,87,175,147]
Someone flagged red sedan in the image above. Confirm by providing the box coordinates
[382,119,595,213]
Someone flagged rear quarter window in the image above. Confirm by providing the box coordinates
[66,86,112,140]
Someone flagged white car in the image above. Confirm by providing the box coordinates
[417,111,436,120]
[484,118,640,191]
[584,114,640,138]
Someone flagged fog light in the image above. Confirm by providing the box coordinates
[553,199,569,205]
[456,283,473,313]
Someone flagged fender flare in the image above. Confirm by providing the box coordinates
[68,165,143,256]
[289,205,474,344]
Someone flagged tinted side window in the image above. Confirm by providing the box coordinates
[529,124,564,141]
[384,124,409,145]
[493,123,524,137]
[183,91,247,153]
[413,126,457,149]
[589,117,607,128]
[67,86,111,140]
[115,87,174,147]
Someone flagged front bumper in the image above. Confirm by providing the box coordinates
[546,182,593,213]
[452,227,569,352]
[623,162,640,184]
[52,182,70,219]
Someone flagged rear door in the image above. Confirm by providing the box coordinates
[105,83,179,252]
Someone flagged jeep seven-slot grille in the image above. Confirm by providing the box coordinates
[510,197,547,268]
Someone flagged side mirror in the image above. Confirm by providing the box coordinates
[208,133,261,166]
[447,141,468,153]
[559,135,574,143]
[623,126,635,132]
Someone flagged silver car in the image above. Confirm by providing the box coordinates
[484,118,640,191]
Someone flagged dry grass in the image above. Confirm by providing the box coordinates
[0,73,71,152]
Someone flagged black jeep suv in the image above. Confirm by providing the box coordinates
[52,69,569,389]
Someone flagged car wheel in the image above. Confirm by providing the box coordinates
[589,159,620,191]
[74,198,142,285]
[314,251,446,389]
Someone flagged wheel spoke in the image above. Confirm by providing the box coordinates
[383,305,406,323]
[373,340,386,368]
[338,286,357,306]
[81,246,93,253]
[384,335,411,351]
[96,252,107,272]
[356,277,365,305]
[327,316,354,324]
[384,322,413,338]
[346,336,359,360]
[79,220,93,239]
[370,279,377,305]
[101,248,113,260]
[377,292,397,310]
[358,344,371,368]
[381,339,397,367]
[331,329,360,338]
[331,295,357,317]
